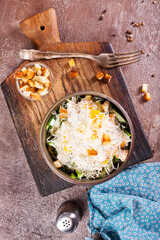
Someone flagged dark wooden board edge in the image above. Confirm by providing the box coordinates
[107,44,153,166]
[1,81,74,197]
[97,42,153,166]
[1,42,152,196]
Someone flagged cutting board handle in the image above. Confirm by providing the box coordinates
[20,8,61,49]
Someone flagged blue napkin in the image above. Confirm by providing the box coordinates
[86,163,160,240]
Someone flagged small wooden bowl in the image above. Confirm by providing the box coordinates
[39,91,135,186]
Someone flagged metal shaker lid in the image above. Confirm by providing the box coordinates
[56,201,82,233]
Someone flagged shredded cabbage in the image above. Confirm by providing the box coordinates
[47,97,131,179]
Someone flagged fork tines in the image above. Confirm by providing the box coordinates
[108,50,143,68]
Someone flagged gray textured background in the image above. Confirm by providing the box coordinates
[0,1,159,239]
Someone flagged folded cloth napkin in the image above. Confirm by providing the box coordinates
[86,163,160,240]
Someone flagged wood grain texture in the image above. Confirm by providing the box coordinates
[0,3,159,240]
[20,8,60,48]
[1,41,152,196]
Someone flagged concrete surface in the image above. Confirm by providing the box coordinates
[0,1,159,240]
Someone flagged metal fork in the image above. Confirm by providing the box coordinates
[19,49,143,68]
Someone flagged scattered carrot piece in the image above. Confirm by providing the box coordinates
[70,70,78,78]
[104,73,112,82]
[60,108,68,118]
[102,133,111,143]
[87,149,97,156]
[121,141,126,148]
[60,108,68,114]
[60,113,68,118]
[144,92,151,101]
[96,71,104,80]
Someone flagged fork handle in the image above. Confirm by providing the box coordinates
[19,49,97,61]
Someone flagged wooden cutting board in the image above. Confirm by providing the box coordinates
[1,9,152,197]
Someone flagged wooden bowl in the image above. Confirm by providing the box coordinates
[39,91,135,186]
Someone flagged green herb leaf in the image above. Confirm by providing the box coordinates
[71,173,76,179]
[47,145,57,158]
[60,118,67,126]
[95,102,103,112]
[113,155,122,168]
[99,168,107,178]
[62,100,69,109]
[110,110,126,124]
[124,129,131,137]
[46,114,56,130]
[47,140,55,146]
[93,96,104,104]
[76,96,82,103]
[75,170,84,179]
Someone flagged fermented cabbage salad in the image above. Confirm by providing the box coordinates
[46,95,131,180]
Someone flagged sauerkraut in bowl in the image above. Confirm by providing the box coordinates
[44,93,133,181]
